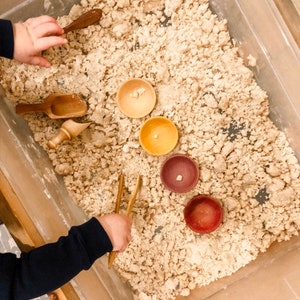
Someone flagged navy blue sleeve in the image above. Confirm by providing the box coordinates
[0,217,113,300]
[0,19,14,59]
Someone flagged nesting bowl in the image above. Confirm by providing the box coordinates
[184,195,223,234]
[160,154,199,193]
[117,78,156,118]
[139,116,178,156]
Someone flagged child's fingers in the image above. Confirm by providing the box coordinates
[26,21,64,38]
[33,22,64,38]
[25,15,64,38]
[25,15,59,28]
[34,36,68,52]
[28,56,51,68]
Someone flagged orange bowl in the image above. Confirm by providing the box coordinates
[139,117,178,156]
[184,195,223,234]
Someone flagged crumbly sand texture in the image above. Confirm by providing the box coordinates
[1,1,300,299]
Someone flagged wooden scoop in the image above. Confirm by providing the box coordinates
[63,8,102,34]
[15,94,88,119]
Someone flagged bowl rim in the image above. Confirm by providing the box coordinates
[116,78,157,118]
[160,153,199,193]
[184,194,223,234]
[139,116,178,155]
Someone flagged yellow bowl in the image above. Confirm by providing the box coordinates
[139,117,179,156]
[117,78,156,118]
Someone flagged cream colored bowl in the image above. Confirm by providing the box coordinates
[117,78,156,118]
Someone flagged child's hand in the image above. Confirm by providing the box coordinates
[98,214,132,252]
[13,15,67,67]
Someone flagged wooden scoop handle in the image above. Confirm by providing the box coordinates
[15,103,50,115]
[63,9,102,34]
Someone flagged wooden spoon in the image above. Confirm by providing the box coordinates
[63,8,102,34]
[15,93,88,119]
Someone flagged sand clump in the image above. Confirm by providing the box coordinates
[1,0,300,299]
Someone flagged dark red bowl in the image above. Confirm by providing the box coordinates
[184,195,223,234]
[160,154,199,193]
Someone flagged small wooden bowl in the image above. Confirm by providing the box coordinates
[139,117,178,156]
[160,154,199,193]
[117,78,156,118]
[184,195,223,234]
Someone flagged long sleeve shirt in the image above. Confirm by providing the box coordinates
[0,217,113,299]
[0,19,113,299]
[0,19,14,59]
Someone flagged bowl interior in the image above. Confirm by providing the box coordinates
[117,78,156,118]
[139,117,178,155]
[184,195,223,234]
[160,154,199,193]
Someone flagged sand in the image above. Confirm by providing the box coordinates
[1,1,299,299]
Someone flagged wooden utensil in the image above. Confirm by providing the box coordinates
[63,8,102,34]
[125,175,142,216]
[47,119,91,149]
[108,174,142,269]
[15,94,88,119]
[114,173,124,214]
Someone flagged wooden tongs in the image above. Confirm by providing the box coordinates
[108,173,142,268]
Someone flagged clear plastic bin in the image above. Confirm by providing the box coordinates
[0,0,299,299]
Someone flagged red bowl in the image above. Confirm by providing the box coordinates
[160,154,199,193]
[184,195,223,234]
